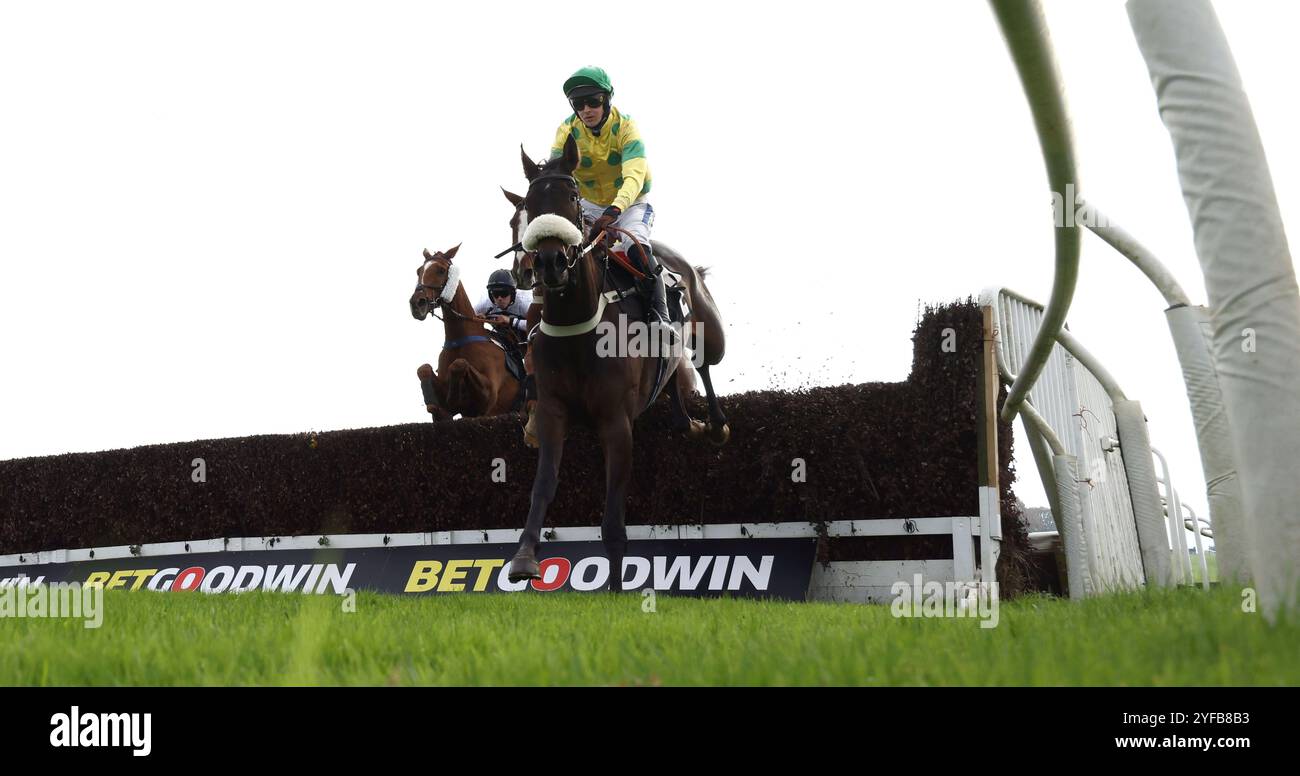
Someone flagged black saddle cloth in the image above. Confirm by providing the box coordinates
[486,328,526,383]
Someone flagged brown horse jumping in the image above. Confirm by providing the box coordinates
[409,245,520,420]
[502,176,727,446]
[506,136,730,590]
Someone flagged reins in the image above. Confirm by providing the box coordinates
[586,225,651,281]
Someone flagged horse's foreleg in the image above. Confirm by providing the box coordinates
[444,360,467,415]
[599,415,633,592]
[697,364,731,446]
[417,363,451,421]
[417,363,436,413]
[464,362,494,417]
[522,339,540,447]
[490,376,519,416]
[509,404,567,581]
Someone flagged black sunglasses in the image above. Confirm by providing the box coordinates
[569,93,606,110]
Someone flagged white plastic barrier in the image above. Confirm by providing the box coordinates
[984,289,1150,596]
[1130,0,1300,620]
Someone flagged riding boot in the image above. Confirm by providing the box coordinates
[635,243,679,350]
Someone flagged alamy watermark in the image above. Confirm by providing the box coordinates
[1051,184,1110,229]
[890,574,1000,629]
[595,315,705,367]
[50,706,151,756]
[0,578,104,629]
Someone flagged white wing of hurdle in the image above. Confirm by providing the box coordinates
[985,0,1300,600]
[982,288,1182,597]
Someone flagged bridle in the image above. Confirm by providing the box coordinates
[414,258,483,324]
[524,170,586,273]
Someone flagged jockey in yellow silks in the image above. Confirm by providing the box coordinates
[550,66,672,331]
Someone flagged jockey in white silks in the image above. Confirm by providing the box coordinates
[474,269,532,339]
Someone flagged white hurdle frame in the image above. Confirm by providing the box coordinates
[2,313,1008,603]
[0,517,997,603]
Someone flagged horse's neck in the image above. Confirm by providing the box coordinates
[442,284,481,339]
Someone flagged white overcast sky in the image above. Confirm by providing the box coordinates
[1,0,1296,526]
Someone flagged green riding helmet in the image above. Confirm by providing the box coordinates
[563,66,613,99]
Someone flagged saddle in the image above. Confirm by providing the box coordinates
[485,327,527,384]
[607,248,688,322]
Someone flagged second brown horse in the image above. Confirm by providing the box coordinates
[409,245,521,420]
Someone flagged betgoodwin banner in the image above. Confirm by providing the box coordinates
[0,539,816,600]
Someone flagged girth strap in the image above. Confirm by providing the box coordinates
[538,290,623,337]
[443,335,491,350]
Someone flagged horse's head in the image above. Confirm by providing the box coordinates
[409,244,461,320]
[502,187,535,290]
[520,137,586,293]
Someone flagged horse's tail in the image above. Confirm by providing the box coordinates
[691,265,718,307]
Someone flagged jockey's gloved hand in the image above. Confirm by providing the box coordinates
[588,205,621,243]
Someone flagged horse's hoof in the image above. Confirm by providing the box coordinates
[686,419,706,440]
[508,554,540,582]
[706,422,731,447]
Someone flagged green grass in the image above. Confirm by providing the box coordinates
[2,585,1295,686]
[1185,552,1219,585]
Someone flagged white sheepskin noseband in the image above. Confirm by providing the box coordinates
[523,213,583,250]
[440,264,461,302]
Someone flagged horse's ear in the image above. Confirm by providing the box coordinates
[423,248,434,262]
[521,145,540,182]
[444,243,461,261]
[502,187,524,208]
[561,135,579,173]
